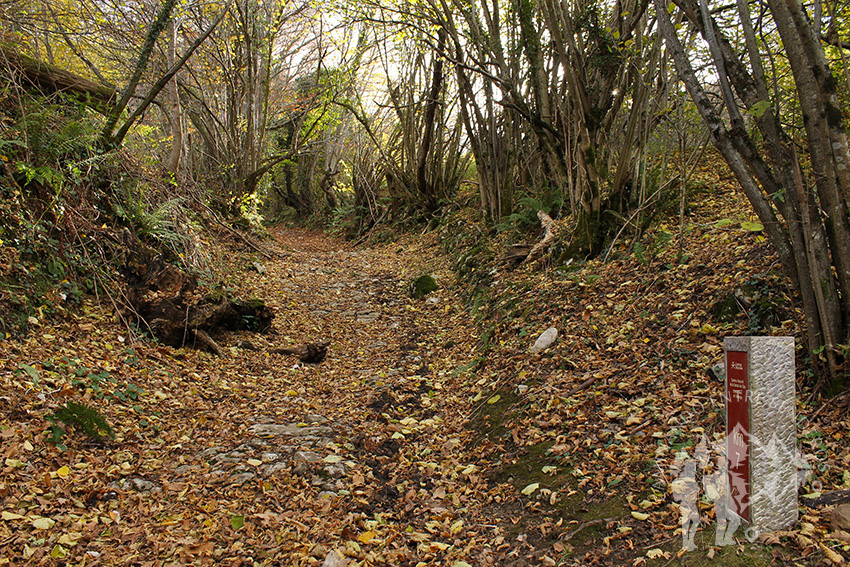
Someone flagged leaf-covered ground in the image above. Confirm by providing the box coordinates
[2,171,850,566]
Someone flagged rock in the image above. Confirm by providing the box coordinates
[324,464,346,478]
[410,274,439,299]
[114,477,160,493]
[236,340,256,350]
[530,327,558,353]
[832,504,850,531]
[252,261,265,274]
[230,472,256,485]
[293,450,323,463]
[355,311,379,323]
[248,423,333,438]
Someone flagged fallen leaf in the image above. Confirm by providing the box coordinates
[31,517,55,530]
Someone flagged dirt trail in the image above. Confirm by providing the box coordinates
[0,226,587,566]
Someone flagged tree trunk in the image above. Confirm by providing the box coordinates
[0,45,116,113]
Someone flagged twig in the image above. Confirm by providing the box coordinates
[563,372,606,399]
[560,516,618,541]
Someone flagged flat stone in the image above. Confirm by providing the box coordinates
[323,464,346,478]
[356,311,380,323]
[114,477,160,493]
[293,450,323,463]
[304,414,329,424]
[248,423,333,438]
[231,472,256,485]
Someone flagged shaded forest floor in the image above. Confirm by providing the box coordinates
[2,175,850,566]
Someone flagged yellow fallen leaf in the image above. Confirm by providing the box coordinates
[358,530,376,543]
[247,459,262,467]
[31,517,55,530]
[284,390,299,396]
[521,483,540,496]
[57,533,82,546]
[22,441,33,451]
[1,512,25,521]
[56,466,70,478]
[450,520,464,535]
[50,545,67,559]
[631,511,650,521]
[821,543,845,564]
[486,394,501,404]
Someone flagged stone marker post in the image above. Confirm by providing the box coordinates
[724,336,797,535]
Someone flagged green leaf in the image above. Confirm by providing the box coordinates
[230,515,245,530]
[19,364,40,385]
[740,221,764,232]
[747,100,771,118]
[486,394,501,404]
[715,218,736,228]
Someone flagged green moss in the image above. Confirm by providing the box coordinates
[410,274,439,299]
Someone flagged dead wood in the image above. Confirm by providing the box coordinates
[0,45,116,113]
[272,341,330,363]
[500,211,562,268]
[802,490,850,508]
[522,210,561,266]
[123,243,273,354]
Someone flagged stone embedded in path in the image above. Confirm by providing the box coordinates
[355,310,380,323]
[112,477,160,493]
[248,423,334,439]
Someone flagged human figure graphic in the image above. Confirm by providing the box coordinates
[704,455,741,546]
[671,458,700,551]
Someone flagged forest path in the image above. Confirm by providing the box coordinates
[161,227,519,566]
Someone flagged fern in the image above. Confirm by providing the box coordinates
[46,401,115,448]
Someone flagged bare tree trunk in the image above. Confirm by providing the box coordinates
[166,17,183,175]
[658,0,850,388]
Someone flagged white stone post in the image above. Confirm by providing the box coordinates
[724,336,797,535]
